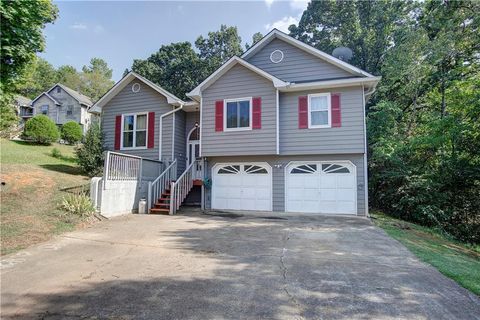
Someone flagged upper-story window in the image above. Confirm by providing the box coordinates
[41,105,49,115]
[224,97,252,131]
[66,105,73,116]
[308,93,331,128]
[122,113,147,149]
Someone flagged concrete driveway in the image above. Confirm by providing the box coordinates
[1,211,479,320]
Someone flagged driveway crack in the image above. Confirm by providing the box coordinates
[280,230,305,320]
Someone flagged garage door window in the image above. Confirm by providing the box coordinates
[322,164,350,173]
[245,165,268,174]
[218,165,240,174]
[290,164,317,174]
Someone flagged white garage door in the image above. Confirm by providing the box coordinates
[286,162,356,214]
[212,163,272,211]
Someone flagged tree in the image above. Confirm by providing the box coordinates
[131,42,205,99]
[56,65,83,92]
[195,25,243,74]
[24,115,60,144]
[0,0,57,134]
[16,57,58,99]
[81,58,115,101]
[0,0,58,88]
[61,121,83,144]
[75,123,104,176]
[245,32,263,50]
[289,0,417,75]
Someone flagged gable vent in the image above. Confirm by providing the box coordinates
[270,50,284,63]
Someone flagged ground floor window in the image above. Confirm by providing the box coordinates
[122,113,147,149]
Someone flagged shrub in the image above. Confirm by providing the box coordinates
[60,193,95,218]
[75,122,104,176]
[61,121,83,144]
[24,115,60,144]
[51,147,61,158]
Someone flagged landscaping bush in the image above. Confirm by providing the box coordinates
[24,115,60,144]
[51,147,61,158]
[75,122,104,176]
[61,121,83,144]
[60,193,95,218]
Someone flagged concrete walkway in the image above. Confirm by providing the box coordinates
[1,211,479,319]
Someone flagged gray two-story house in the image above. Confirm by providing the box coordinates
[31,83,94,134]
[90,29,380,217]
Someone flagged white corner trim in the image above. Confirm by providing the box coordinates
[276,89,279,154]
[199,96,203,157]
[307,92,331,129]
[362,85,369,217]
[223,97,253,132]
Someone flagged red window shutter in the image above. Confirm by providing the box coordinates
[147,112,155,148]
[215,100,224,132]
[114,115,121,150]
[298,96,308,129]
[331,93,341,127]
[252,97,262,129]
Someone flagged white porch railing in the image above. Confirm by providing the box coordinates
[169,160,200,215]
[147,159,177,212]
[103,151,163,188]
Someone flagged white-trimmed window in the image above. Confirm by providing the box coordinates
[224,97,252,131]
[121,113,147,149]
[40,105,49,115]
[308,93,331,128]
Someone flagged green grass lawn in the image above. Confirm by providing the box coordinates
[1,139,91,255]
[372,211,480,295]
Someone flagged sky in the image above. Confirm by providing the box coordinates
[40,0,309,81]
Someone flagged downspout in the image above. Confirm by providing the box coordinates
[159,104,184,161]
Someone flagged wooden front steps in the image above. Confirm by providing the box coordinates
[149,189,171,214]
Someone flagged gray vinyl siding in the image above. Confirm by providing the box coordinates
[48,88,83,125]
[161,113,173,162]
[204,154,366,216]
[246,38,353,83]
[202,64,277,156]
[185,111,200,138]
[102,78,172,160]
[174,111,186,174]
[32,95,57,124]
[280,86,365,155]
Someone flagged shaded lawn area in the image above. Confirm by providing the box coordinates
[372,211,480,296]
[0,139,90,255]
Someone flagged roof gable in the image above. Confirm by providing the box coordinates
[90,72,185,113]
[31,92,61,105]
[187,56,286,100]
[47,83,93,106]
[241,29,373,78]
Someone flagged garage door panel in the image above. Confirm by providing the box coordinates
[212,163,272,211]
[337,175,355,188]
[286,162,356,215]
[320,175,336,188]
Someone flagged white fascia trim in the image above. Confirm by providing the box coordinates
[91,72,185,113]
[280,77,381,92]
[159,104,183,161]
[187,56,287,99]
[31,92,61,106]
[242,29,374,78]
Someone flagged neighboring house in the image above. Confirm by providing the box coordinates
[31,84,95,134]
[14,95,33,125]
[91,29,380,217]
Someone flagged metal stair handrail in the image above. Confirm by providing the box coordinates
[147,160,177,212]
[169,160,199,215]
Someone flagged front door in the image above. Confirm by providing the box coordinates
[187,127,202,179]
